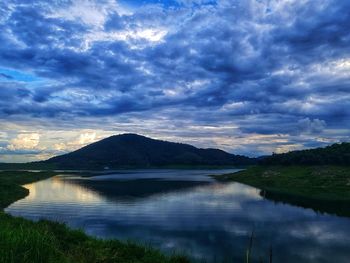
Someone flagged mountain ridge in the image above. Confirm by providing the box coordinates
[1,134,347,170]
[42,133,255,169]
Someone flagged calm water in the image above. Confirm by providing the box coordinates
[5,169,350,262]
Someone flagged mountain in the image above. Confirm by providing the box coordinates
[41,134,255,169]
[260,142,350,166]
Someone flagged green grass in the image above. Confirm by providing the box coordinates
[0,213,188,263]
[215,166,350,218]
[0,171,57,209]
[216,165,350,201]
[6,166,348,262]
[0,171,190,263]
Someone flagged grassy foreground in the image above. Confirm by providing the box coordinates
[0,171,189,263]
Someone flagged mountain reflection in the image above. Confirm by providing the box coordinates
[6,170,350,263]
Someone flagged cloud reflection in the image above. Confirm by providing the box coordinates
[6,171,350,262]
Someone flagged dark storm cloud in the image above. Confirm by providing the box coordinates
[0,0,349,158]
[273,1,350,60]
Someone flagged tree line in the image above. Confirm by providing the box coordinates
[260,142,350,166]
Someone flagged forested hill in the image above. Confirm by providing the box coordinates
[261,142,350,166]
[41,134,255,169]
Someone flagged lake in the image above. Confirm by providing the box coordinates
[5,169,350,262]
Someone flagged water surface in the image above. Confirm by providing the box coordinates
[5,169,350,262]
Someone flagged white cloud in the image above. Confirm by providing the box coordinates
[48,0,126,28]
[274,143,303,154]
[82,27,168,50]
[0,131,8,139]
[7,133,41,151]
[133,28,168,42]
[53,142,69,152]
[54,132,97,152]
[297,118,326,134]
[78,132,96,145]
[48,0,168,51]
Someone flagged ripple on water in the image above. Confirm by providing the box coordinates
[5,169,350,263]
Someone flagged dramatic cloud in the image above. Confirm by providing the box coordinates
[0,0,349,162]
[7,133,41,151]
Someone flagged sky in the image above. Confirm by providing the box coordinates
[0,0,349,162]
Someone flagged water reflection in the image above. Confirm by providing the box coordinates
[5,169,350,263]
[261,190,350,218]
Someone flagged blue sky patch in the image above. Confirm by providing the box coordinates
[0,68,40,82]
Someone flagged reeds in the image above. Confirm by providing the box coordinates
[245,230,272,263]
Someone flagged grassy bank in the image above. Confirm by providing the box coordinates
[0,171,189,263]
[216,166,350,201]
[0,171,57,209]
[215,166,350,217]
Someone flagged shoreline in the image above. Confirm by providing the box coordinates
[0,170,189,263]
[215,165,350,217]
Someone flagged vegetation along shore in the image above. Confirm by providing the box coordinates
[0,171,189,263]
[1,141,349,262]
[216,165,350,217]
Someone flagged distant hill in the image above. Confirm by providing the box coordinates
[1,137,348,170]
[39,134,255,169]
[261,142,350,166]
